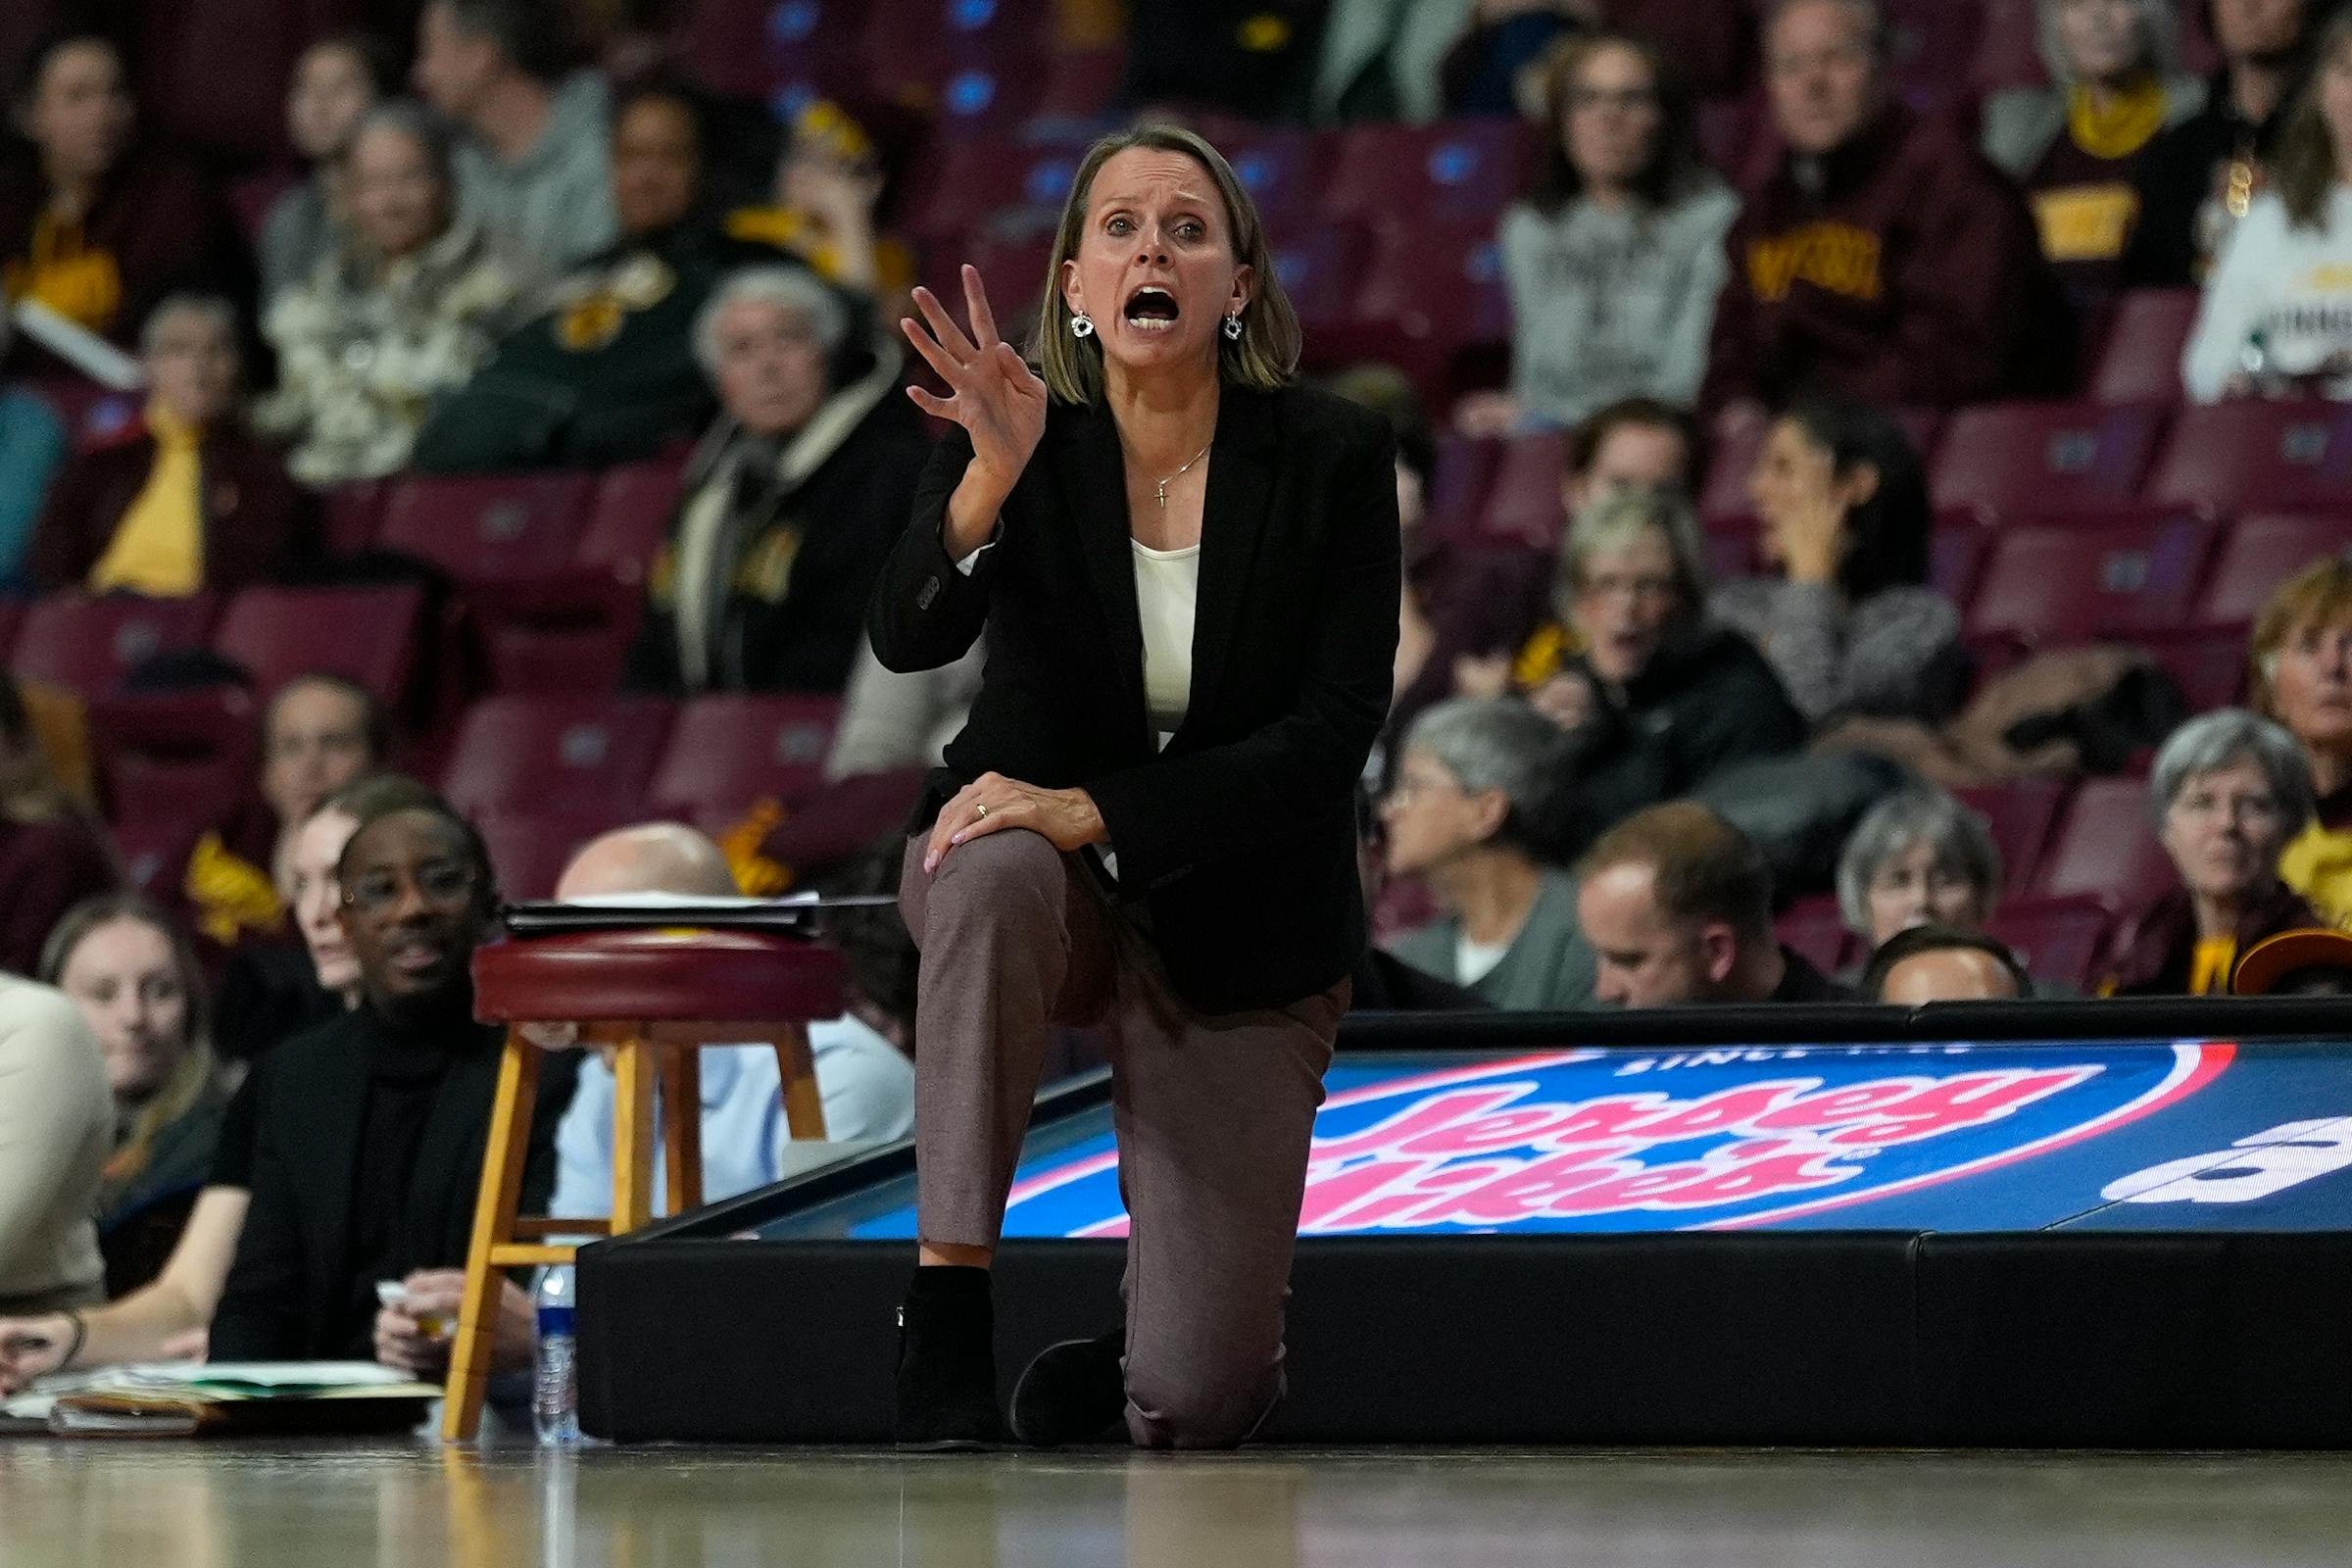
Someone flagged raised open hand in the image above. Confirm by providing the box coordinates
[903,265,1048,496]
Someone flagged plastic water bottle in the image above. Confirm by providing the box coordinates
[532,1264,580,1446]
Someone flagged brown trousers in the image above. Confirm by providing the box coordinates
[898,829,1347,1448]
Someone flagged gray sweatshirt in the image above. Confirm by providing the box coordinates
[1498,182,1739,428]
[1709,577,1962,725]
[456,73,618,276]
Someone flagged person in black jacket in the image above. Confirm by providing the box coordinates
[872,126,1399,1451]
[207,788,572,1372]
[625,264,924,694]
[1500,486,1808,858]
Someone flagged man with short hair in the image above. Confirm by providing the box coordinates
[1700,0,2069,412]
[208,791,573,1374]
[544,822,915,1221]
[413,0,617,271]
[1575,801,1850,1006]
[1861,923,2032,1004]
[1563,397,1698,516]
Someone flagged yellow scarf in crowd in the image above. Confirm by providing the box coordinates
[90,401,204,597]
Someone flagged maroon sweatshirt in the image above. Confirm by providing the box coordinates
[1701,106,2071,411]
[29,419,313,595]
[0,147,256,371]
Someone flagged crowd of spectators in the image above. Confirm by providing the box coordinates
[0,0,2350,1400]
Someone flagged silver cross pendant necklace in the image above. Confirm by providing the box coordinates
[1153,442,1214,509]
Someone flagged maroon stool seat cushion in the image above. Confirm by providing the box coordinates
[471,930,848,1025]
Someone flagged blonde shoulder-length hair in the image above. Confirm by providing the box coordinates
[1027,123,1302,406]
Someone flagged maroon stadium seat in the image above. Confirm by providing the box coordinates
[2196,513,2352,626]
[1969,0,2047,92]
[1421,434,1503,540]
[1985,896,2113,992]
[377,473,597,585]
[756,765,932,878]
[1965,517,2219,642]
[904,139,1074,241]
[1220,127,1327,237]
[440,696,675,818]
[577,459,688,586]
[1478,432,1569,549]
[112,815,212,906]
[2129,624,2251,711]
[2143,401,2352,513]
[1885,0,1986,116]
[1956,778,2069,896]
[1036,48,1128,123]
[212,585,425,704]
[475,810,646,903]
[318,481,388,556]
[649,694,847,824]
[14,594,220,694]
[1698,416,1765,524]
[474,575,646,695]
[1348,221,1511,383]
[1776,896,1855,978]
[29,380,142,453]
[2087,290,2201,404]
[84,688,260,832]
[1930,519,1993,610]
[858,0,1054,61]
[2033,775,2173,906]
[1929,402,2168,519]
[1706,520,1760,583]
[679,0,864,97]
[1322,122,1534,230]
[916,54,1050,134]
[1272,225,1372,337]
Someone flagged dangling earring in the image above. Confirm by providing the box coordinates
[1223,311,1244,341]
[1070,312,1096,339]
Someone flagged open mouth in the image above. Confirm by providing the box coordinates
[1123,285,1180,333]
[386,936,451,978]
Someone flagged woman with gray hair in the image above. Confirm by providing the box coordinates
[1378,698,1594,1009]
[1501,486,1806,853]
[1837,787,2003,950]
[2101,709,2327,996]
[1979,0,2206,290]
[624,264,921,694]
[258,102,532,483]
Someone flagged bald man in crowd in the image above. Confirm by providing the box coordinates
[545,823,915,1220]
[1861,925,2031,1004]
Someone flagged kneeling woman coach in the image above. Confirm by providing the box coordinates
[872,125,1399,1449]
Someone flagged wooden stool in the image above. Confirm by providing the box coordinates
[443,928,848,1441]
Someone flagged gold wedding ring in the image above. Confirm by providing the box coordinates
[975,804,989,819]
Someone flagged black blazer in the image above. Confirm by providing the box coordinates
[868,382,1401,1014]
[208,1011,573,1362]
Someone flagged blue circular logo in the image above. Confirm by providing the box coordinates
[768,0,818,44]
[1429,143,1480,185]
[946,70,997,117]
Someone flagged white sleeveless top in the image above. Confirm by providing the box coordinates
[1132,538,1200,750]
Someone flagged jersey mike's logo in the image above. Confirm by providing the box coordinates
[1002,1043,2235,1239]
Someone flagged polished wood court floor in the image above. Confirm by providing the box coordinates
[4,1441,2350,1566]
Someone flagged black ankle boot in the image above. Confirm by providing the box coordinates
[893,1266,1009,1451]
[1009,1327,1127,1447]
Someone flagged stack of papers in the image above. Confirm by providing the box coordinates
[19,1361,439,1438]
[502,890,895,936]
